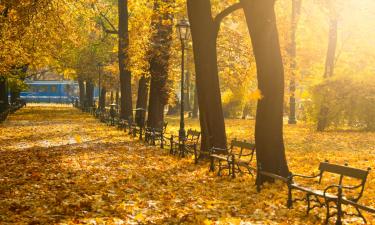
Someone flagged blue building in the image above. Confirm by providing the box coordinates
[20,80,80,103]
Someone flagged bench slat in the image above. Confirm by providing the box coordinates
[319,162,369,180]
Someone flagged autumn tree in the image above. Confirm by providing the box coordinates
[118,0,133,119]
[147,0,175,128]
[187,0,243,152]
[240,0,289,181]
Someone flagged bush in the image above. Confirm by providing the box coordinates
[310,76,375,131]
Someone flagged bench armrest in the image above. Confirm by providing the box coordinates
[323,184,342,199]
[291,173,320,180]
[209,147,228,155]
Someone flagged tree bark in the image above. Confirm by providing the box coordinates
[240,0,289,182]
[99,87,106,110]
[10,88,20,104]
[0,77,9,113]
[187,0,227,152]
[147,0,174,129]
[118,0,133,119]
[85,80,94,107]
[136,76,149,126]
[288,0,302,124]
[78,78,85,108]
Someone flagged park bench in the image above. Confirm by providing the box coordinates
[257,161,373,225]
[117,116,133,133]
[130,122,145,140]
[170,129,201,163]
[145,122,168,148]
[209,139,256,178]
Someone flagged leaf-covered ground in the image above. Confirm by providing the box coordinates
[0,105,374,225]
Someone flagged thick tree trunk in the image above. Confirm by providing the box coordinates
[10,88,20,104]
[147,0,174,129]
[136,76,149,126]
[241,0,289,182]
[118,0,133,120]
[78,78,85,108]
[85,80,94,107]
[0,77,9,113]
[99,87,106,110]
[187,0,227,152]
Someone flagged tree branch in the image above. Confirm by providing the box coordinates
[98,19,118,35]
[91,3,118,34]
[213,2,243,35]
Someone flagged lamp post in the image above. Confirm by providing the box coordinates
[97,62,103,110]
[176,18,191,157]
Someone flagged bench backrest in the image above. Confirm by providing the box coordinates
[318,161,371,200]
[319,162,370,182]
[186,129,201,143]
[230,139,256,158]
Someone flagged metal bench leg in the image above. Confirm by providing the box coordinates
[336,187,343,225]
[231,157,235,178]
[218,160,222,176]
[306,194,311,214]
[209,157,215,172]
[355,207,366,224]
[287,186,293,208]
[325,201,331,225]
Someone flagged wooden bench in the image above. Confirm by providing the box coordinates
[209,139,256,178]
[285,161,372,224]
[145,122,168,148]
[170,129,201,163]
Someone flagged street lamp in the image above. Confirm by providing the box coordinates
[176,18,191,157]
[97,62,103,110]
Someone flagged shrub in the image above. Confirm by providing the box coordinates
[310,76,375,131]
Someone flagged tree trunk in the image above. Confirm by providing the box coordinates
[118,0,133,120]
[10,88,20,104]
[78,78,85,108]
[324,17,338,78]
[99,87,106,110]
[0,77,9,113]
[136,76,149,126]
[318,13,338,131]
[288,0,302,125]
[115,90,119,105]
[85,80,94,107]
[242,103,251,119]
[147,0,174,129]
[187,0,227,152]
[241,0,289,182]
